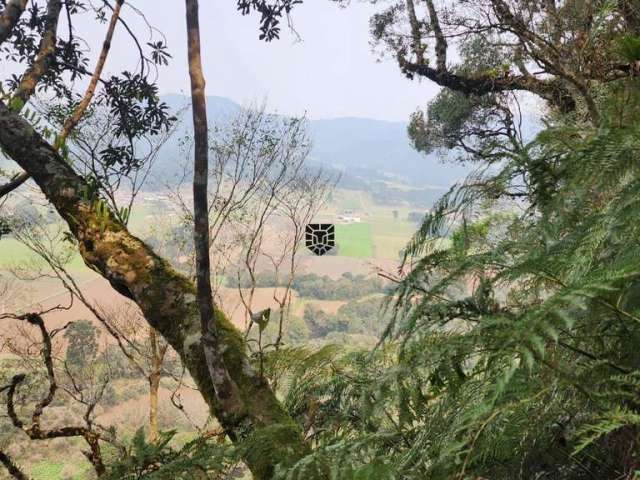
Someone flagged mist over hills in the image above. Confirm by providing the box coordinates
[1,94,474,204]
[156,94,472,192]
[309,116,469,187]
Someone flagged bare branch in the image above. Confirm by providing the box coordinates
[0,172,29,198]
[55,0,125,148]
[1,313,107,475]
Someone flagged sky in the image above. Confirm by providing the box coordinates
[79,1,441,122]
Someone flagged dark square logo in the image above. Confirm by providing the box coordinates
[305,224,335,256]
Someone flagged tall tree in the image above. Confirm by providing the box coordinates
[0,1,309,477]
[185,0,245,447]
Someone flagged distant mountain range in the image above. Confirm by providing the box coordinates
[156,94,472,190]
[3,95,540,202]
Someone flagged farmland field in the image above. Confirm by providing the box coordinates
[335,223,374,258]
[0,188,436,479]
[0,187,430,312]
[369,209,419,259]
[327,190,426,260]
[30,461,64,480]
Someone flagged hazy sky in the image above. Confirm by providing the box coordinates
[85,1,441,122]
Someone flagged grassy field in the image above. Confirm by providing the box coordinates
[0,238,44,266]
[326,189,425,260]
[0,201,157,272]
[127,202,161,234]
[29,460,89,480]
[0,188,428,273]
[368,207,420,260]
[0,237,88,271]
[335,223,374,258]
[30,461,64,480]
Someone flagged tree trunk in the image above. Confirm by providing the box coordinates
[185,0,243,423]
[148,372,160,442]
[148,327,161,443]
[0,101,308,479]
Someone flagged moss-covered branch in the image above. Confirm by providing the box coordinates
[0,100,308,479]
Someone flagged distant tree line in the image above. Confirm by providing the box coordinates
[302,297,389,339]
[251,295,390,350]
[237,271,387,300]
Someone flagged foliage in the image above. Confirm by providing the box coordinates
[64,319,98,370]
[236,0,302,41]
[265,81,640,479]
[1,0,176,176]
[615,34,640,62]
[292,273,385,300]
[4,1,640,479]
[302,296,389,339]
[103,429,233,479]
[237,271,386,300]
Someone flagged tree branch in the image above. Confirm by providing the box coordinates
[0,98,308,479]
[0,0,27,46]
[55,0,124,149]
[11,0,63,107]
[425,0,446,71]
[0,450,29,480]
[0,171,29,197]
[398,55,576,113]
[1,0,124,198]
[2,313,107,475]
[185,0,244,420]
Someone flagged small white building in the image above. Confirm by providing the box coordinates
[338,214,361,224]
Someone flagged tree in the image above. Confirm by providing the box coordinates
[4,210,176,443]
[0,1,309,478]
[166,105,334,344]
[184,0,242,453]
[261,167,335,352]
[269,110,640,479]
[341,0,640,178]
[64,319,98,370]
[266,6,640,479]
[0,312,118,477]
[94,303,174,443]
[361,0,639,117]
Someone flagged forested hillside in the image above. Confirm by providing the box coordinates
[1,1,640,479]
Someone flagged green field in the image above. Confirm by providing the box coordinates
[0,202,156,272]
[0,188,428,268]
[29,460,90,480]
[30,461,64,480]
[335,223,374,258]
[127,202,158,234]
[0,237,88,271]
[326,189,425,260]
[368,207,419,259]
